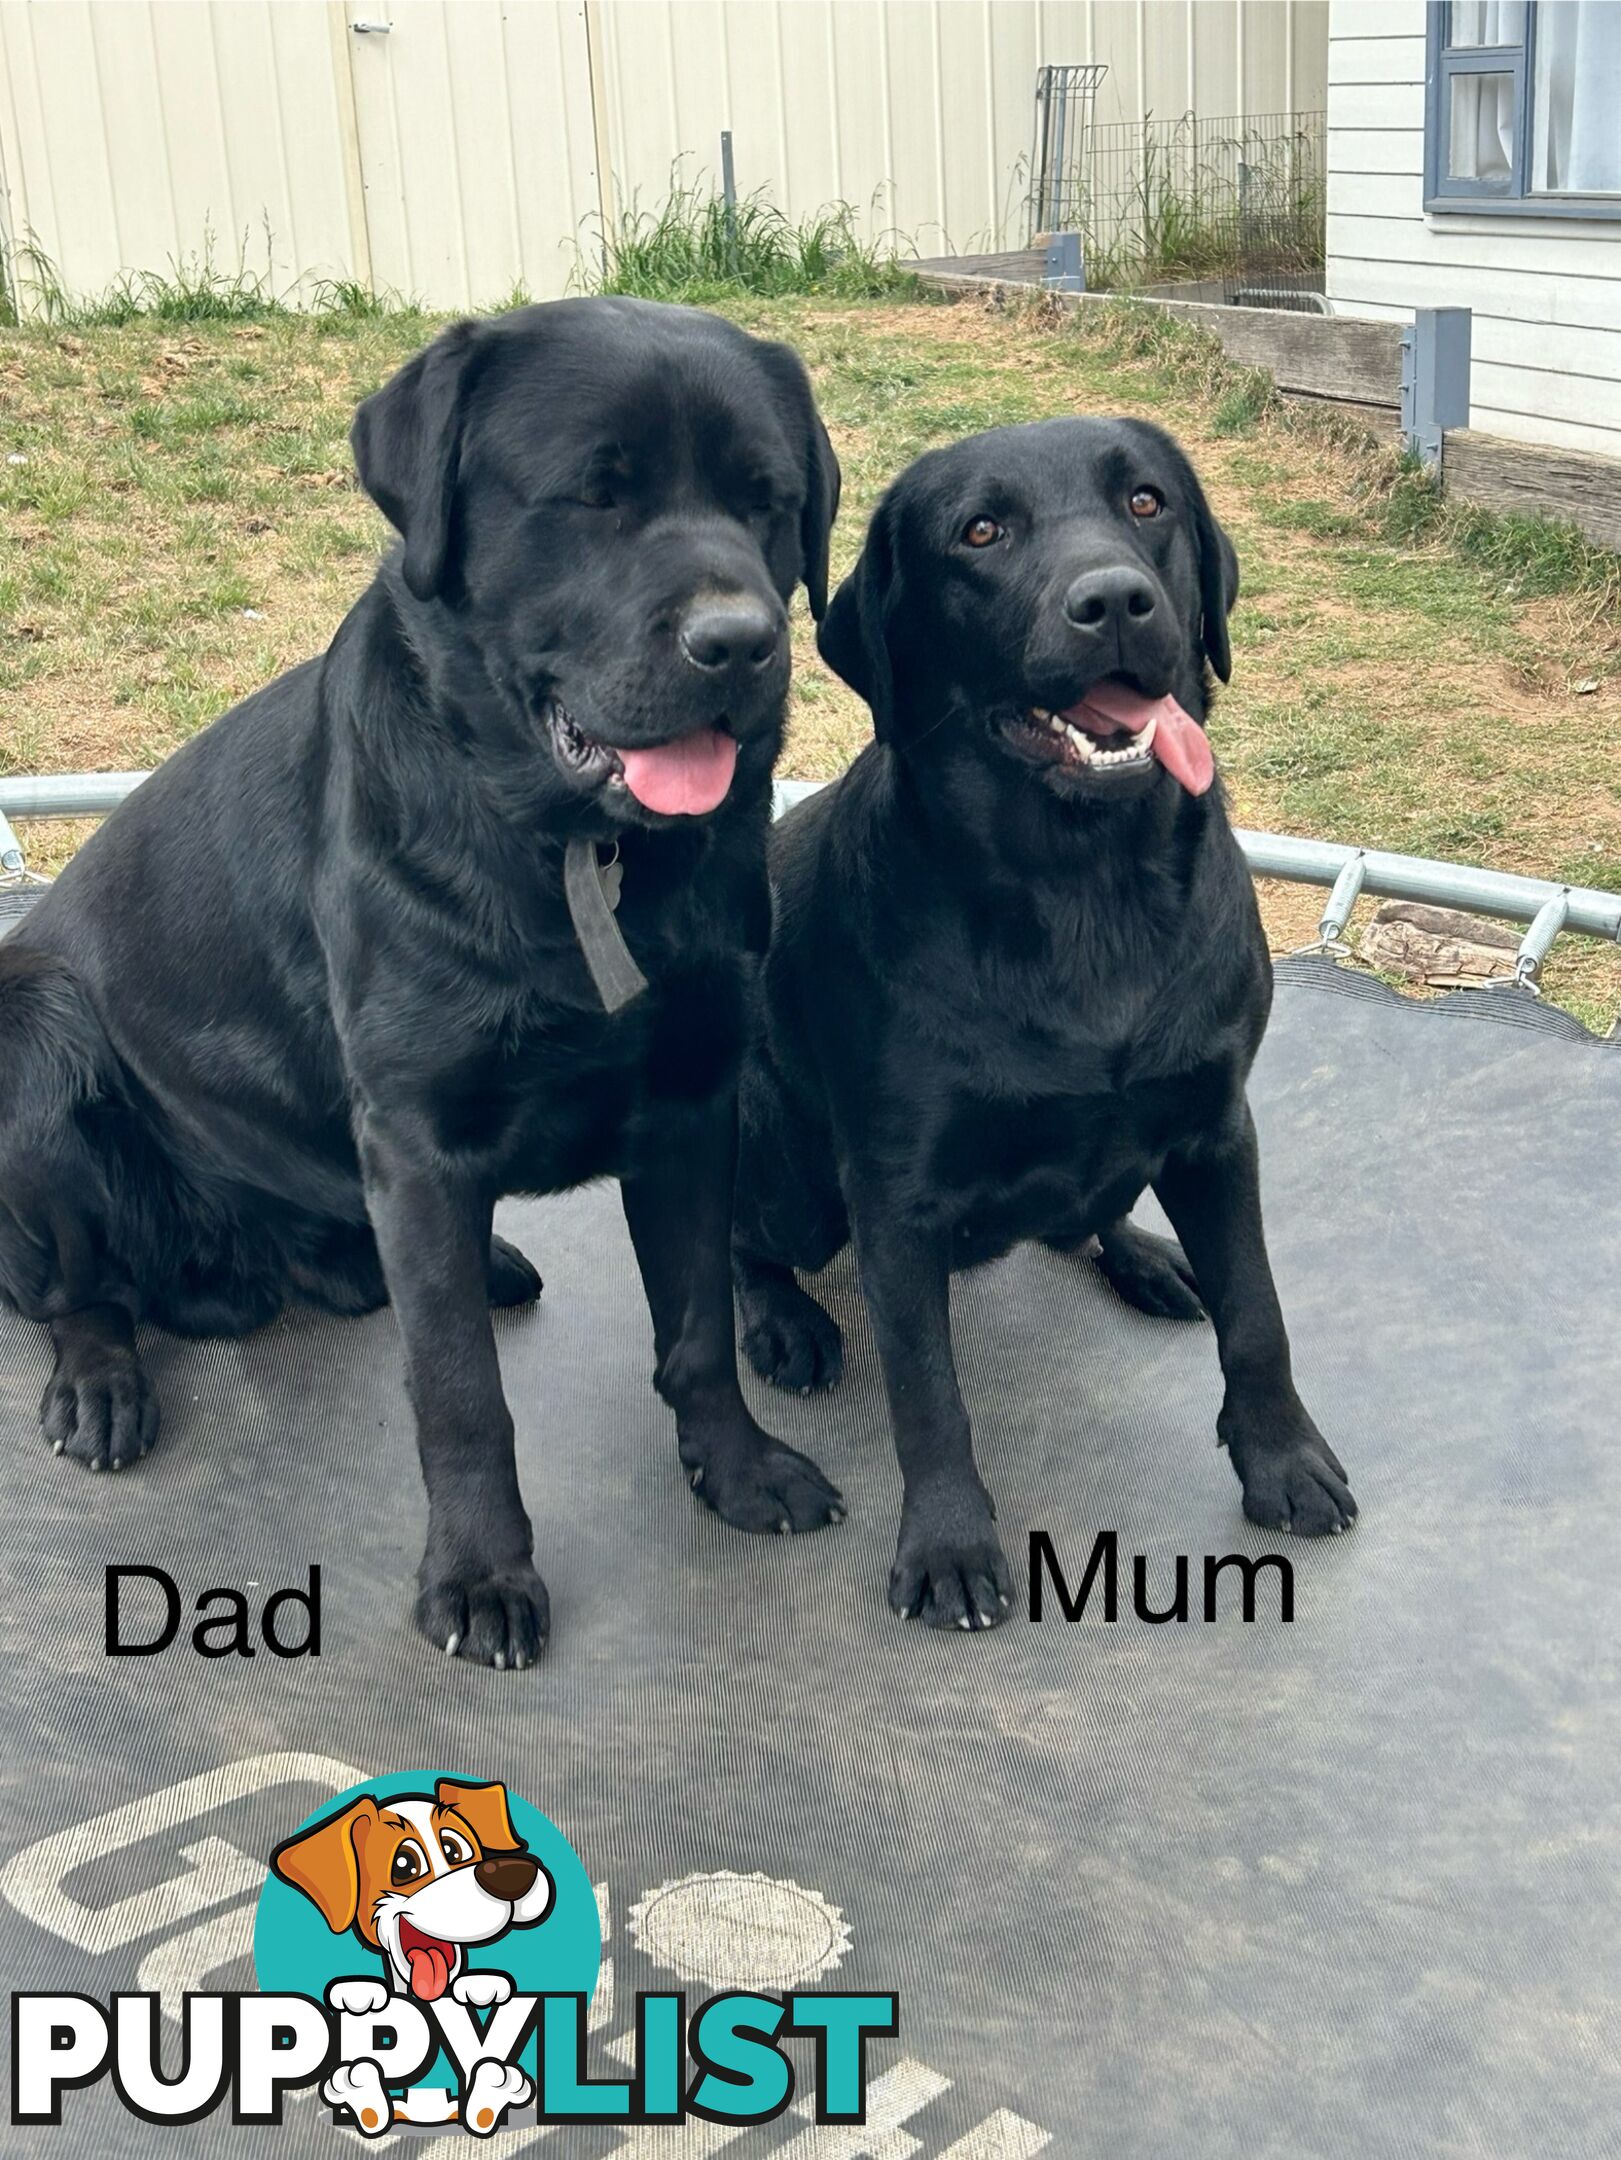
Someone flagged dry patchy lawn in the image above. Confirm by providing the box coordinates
[3,292,1619,1023]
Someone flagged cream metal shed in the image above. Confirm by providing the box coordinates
[0,0,1326,315]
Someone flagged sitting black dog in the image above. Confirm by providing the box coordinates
[733,416,1356,1631]
[0,297,845,1667]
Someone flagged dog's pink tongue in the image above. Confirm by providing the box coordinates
[1065,682,1215,797]
[616,728,738,816]
[407,1942,452,2001]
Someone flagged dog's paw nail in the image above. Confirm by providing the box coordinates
[51,1441,64,1456]
[1000,1593,1012,1610]
[957,1614,974,1630]
[689,1467,704,1490]
[777,1517,792,1535]
[493,1650,507,1669]
[444,1633,462,1657]
[830,1505,846,1523]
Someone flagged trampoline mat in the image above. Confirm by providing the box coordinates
[2,950,1619,2157]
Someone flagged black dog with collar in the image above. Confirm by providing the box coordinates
[732,417,1356,1630]
[0,298,844,1666]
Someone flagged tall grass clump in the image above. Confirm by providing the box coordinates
[587,172,915,301]
[0,231,425,330]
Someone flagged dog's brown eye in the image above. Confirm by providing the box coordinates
[962,515,1002,548]
[391,1840,428,1886]
[440,1832,472,1866]
[1129,487,1164,519]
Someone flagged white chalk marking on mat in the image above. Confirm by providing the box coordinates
[776,2057,950,2157]
[627,1869,851,1989]
[936,2108,1053,2158]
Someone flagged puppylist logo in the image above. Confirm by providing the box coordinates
[10,1770,898,2138]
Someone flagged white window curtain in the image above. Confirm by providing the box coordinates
[1448,1,1525,182]
[1533,0,1621,192]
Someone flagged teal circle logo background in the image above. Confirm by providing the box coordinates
[253,1771,600,2086]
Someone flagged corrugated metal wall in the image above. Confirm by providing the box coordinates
[0,0,1327,314]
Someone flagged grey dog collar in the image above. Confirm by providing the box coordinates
[564,837,648,1014]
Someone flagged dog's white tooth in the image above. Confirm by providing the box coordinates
[1138,716,1158,750]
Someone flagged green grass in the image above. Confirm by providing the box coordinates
[1,281,1618,1026]
[586,172,917,303]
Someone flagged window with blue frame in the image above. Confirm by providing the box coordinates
[1426,0,1621,215]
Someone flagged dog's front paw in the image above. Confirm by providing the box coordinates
[1226,1419,1357,1537]
[739,1279,844,1394]
[463,2059,533,2136]
[1093,1222,1207,1322]
[451,1970,513,2009]
[323,2061,393,2137]
[41,1356,159,1473]
[890,1485,1012,1630]
[416,1562,550,1669]
[681,1420,844,1535]
[327,1977,391,2018]
[488,1235,543,1309]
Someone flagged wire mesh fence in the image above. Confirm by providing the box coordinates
[1031,107,1327,304]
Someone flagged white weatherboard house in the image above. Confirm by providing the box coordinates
[1327,1,1621,460]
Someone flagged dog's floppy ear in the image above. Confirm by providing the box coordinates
[1194,488,1240,685]
[437,1777,524,1853]
[817,492,898,736]
[270,1796,378,1934]
[801,410,842,623]
[757,339,841,621]
[351,319,484,602]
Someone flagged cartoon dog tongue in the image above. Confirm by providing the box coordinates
[617,727,738,816]
[1063,680,1215,797]
[402,1926,454,2001]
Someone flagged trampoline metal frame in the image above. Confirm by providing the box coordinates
[3,771,1620,991]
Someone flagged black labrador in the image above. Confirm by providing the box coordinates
[0,297,845,1667]
[732,416,1356,1631]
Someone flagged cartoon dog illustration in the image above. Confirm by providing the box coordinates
[271,1777,555,2003]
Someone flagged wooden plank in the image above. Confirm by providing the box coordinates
[1326,32,1425,87]
[908,269,1406,407]
[1292,394,1404,443]
[1442,430,1621,553]
[909,249,1048,283]
[1135,295,1404,402]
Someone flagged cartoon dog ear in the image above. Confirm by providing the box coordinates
[817,491,898,737]
[270,1796,378,1935]
[351,318,485,603]
[436,1778,523,1854]
[757,339,842,622]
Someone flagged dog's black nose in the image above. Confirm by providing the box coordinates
[1063,566,1158,634]
[678,597,781,675]
[475,1852,539,1901]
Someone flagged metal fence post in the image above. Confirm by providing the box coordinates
[1400,307,1471,466]
[720,130,739,275]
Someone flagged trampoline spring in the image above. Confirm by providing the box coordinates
[1315,851,1366,950]
[0,805,27,881]
[1513,889,1571,992]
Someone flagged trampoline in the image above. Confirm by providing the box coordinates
[2,847,1619,2156]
